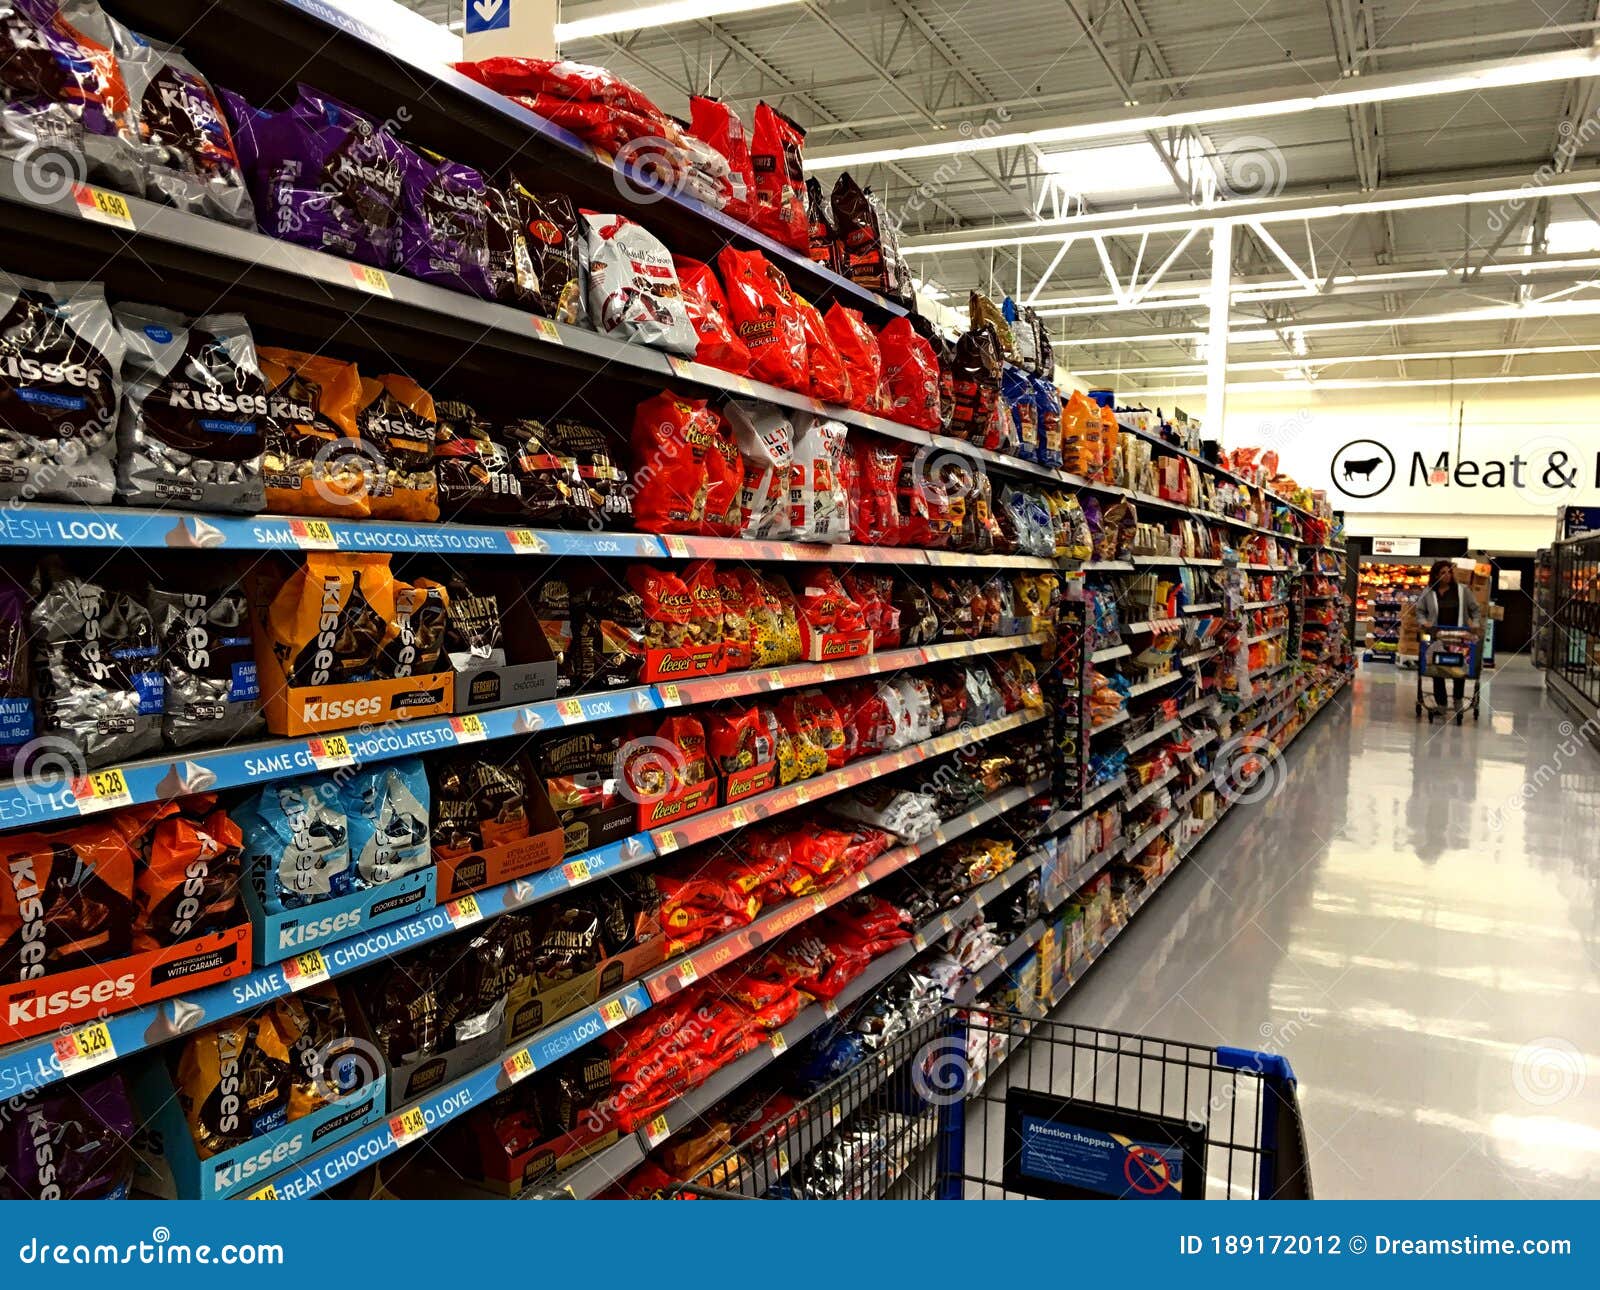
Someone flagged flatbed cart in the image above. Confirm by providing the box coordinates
[1416,628,1482,725]
[668,1009,1312,1200]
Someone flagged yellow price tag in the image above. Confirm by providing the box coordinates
[776,1147,790,1173]
[349,263,393,297]
[53,1021,115,1076]
[283,950,329,991]
[829,1103,841,1124]
[729,806,749,829]
[794,784,810,805]
[73,184,133,228]
[658,683,681,706]
[663,535,690,558]
[530,316,563,345]
[308,735,353,771]
[247,1184,280,1200]
[556,698,585,723]
[645,1113,672,1147]
[599,999,627,1028]
[506,528,548,553]
[656,830,679,855]
[389,1106,427,1147]
[73,767,131,814]
[450,714,487,744]
[446,894,483,930]
[856,872,870,890]
[769,1031,788,1056]
[287,517,337,550]
[678,959,699,987]
[821,664,836,682]
[564,858,591,886]
[503,1049,535,1083]
[811,893,828,913]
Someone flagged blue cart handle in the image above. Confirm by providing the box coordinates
[1215,1046,1297,1083]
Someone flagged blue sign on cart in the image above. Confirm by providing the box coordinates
[1002,1090,1205,1199]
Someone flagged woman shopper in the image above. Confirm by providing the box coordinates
[1414,559,1482,711]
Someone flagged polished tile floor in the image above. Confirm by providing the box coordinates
[1055,658,1600,1199]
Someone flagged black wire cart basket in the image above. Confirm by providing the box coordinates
[1416,628,1482,726]
[672,1008,1313,1200]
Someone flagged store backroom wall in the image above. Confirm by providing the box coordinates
[1155,381,1599,552]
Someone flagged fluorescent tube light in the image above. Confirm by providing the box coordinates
[555,0,802,42]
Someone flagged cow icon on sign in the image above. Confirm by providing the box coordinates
[1331,439,1395,499]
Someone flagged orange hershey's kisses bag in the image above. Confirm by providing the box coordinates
[258,347,369,518]
[261,552,398,694]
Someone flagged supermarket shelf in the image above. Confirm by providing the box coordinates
[1124,671,1183,699]
[1124,765,1179,810]
[1188,557,1224,567]
[1174,774,1213,811]
[1089,710,1129,736]
[1122,617,1183,634]
[1304,594,1338,602]
[1040,774,1125,834]
[1180,646,1219,667]
[1243,563,1291,573]
[1245,628,1288,645]
[953,918,1048,1006]
[1183,729,1217,758]
[1180,694,1218,719]
[246,778,1045,1200]
[1131,554,1187,566]
[1241,599,1288,611]
[550,833,1061,1197]
[1123,810,1182,859]
[0,632,1043,830]
[0,729,1044,1103]
[0,502,1057,569]
[1126,717,1181,753]
[1112,417,1319,525]
[1182,602,1224,614]
[1082,560,1136,573]
[1090,644,1133,663]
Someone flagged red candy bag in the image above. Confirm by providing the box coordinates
[877,317,941,430]
[825,304,883,413]
[750,102,807,250]
[630,391,720,533]
[455,58,661,117]
[688,96,756,225]
[850,441,901,546]
[672,255,752,375]
[701,414,745,537]
[795,296,850,406]
[717,247,807,390]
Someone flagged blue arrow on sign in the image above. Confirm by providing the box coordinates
[466,0,510,33]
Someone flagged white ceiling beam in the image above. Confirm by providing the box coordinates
[899,170,1600,252]
[1024,238,1076,305]
[1073,342,1600,376]
[1053,298,1600,347]
[1124,371,1600,395]
[1128,227,1199,305]
[804,48,1600,171]
[1244,221,1317,293]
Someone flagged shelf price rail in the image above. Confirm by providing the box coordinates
[0,631,1046,831]
[0,710,1044,1102]
[245,772,1048,1200]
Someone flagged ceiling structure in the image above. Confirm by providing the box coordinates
[402,0,1600,401]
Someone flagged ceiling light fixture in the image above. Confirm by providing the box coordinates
[806,49,1600,172]
[1121,371,1600,396]
[1072,342,1600,376]
[552,0,803,42]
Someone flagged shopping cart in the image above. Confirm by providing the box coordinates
[1416,628,1481,725]
[672,1008,1312,1199]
